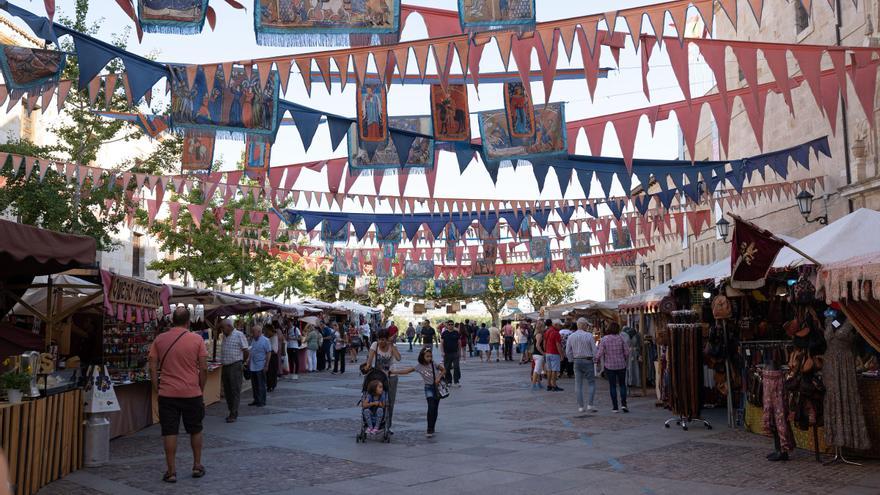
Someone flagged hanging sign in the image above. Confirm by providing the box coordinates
[529,236,550,259]
[472,258,495,276]
[430,84,471,141]
[458,0,535,32]
[169,65,280,140]
[108,274,164,308]
[245,137,272,179]
[348,116,434,169]
[479,102,567,163]
[254,0,402,46]
[404,260,434,278]
[331,252,361,276]
[356,80,389,143]
[563,250,581,272]
[321,222,350,243]
[503,81,535,139]
[0,44,65,92]
[570,232,591,256]
[138,0,209,34]
[462,276,488,295]
[400,278,426,296]
[181,131,215,172]
[500,274,516,290]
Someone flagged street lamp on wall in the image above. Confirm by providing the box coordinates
[715,217,731,243]
[795,190,828,225]
[639,262,654,281]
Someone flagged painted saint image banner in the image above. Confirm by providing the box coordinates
[138,0,210,34]
[503,81,535,139]
[254,0,402,46]
[356,81,388,143]
[181,131,215,172]
[478,102,567,163]
[430,84,471,142]
[458,0,535,32]
[169,65,280,139]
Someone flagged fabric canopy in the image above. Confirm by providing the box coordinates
[816,252,880,303]
[0,218,96,280]
[10,274,101,317]
[773,208,880,269]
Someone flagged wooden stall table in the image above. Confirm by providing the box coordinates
[0,389,84,495]
[202,364,222,407]
[108,382,153,439]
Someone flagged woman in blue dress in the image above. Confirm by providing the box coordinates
[228,85,243,126]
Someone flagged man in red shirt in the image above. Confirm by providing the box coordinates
[542,319,564,392]
[387,320,399,343]
[149,307,208,483]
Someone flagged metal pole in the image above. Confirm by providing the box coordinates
[722,320,734,428]
[835,0,854,214]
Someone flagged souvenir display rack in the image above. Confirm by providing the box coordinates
[664,309,712,431]
[101,319,156,384]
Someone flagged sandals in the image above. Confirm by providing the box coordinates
[192,465,206,478]
[162,472,177,483]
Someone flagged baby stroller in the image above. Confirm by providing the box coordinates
[356,367,394,443]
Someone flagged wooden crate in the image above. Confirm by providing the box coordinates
[0,389,83,495]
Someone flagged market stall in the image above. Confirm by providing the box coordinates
[0,219,95,495]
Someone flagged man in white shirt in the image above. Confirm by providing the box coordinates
[220,319,250,422]
[565,317,598,413]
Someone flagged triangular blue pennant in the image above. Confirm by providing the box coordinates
[327,218,349,235]
[657,173,670,192]
[120,55,166,103]
[595,171,614,199]
[670,171,686,190]
[555,167,571,197]
[426,218,448,238]
[617,172,632,196]
[478,215,498,233]
[327,116,350,151]
[452,217,472,234]
[607,199,624,220]
[291,109,323,152]
[532,160,551,193]
[576,170,592,198]
[485,161,500,184]
[791,143,810,169]
[402,221,422,241]
[531,209,551,229]
[728,166,745,193]
[634,170,652,192]
[813,137,831,159]
[376,222,399,238]
[8,2,58,43]
[363,140,382,160]
[303,214,323,231]
[684,169,700,189]
[681,182,702,203]
[352,221,372,241]
[71,35,118,88]
[634,194,652,215]
[583,202,598,218]
[706,170,722,193]
[770,153,789,179]
[455,143,475,173]
[656,189,677,209]
[390,131,417,166]
[556,205,575,225]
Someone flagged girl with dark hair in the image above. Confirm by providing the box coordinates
[361,380,386,434]
[396,347,446,437]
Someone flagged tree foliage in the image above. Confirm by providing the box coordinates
[518,271,578,311]
[477,277,522,327]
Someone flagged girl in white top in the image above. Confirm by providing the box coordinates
[286,323,302,379]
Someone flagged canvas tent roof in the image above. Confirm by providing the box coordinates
[0,219,96,280]
[773,208,880,268]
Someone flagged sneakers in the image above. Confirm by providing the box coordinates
[425,431,434,438]
[767,451,789,462]
[547,386,553,391]
[553,386,564,392]
[587,405,597,413]
[612,409,620,413]
[621,406,629,413]
[292,374,299,380]
[578,407,585,413]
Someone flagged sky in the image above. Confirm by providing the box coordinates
[29,0,716,303]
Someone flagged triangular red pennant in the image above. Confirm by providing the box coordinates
[762,47,794,114]
[611,115,641,172]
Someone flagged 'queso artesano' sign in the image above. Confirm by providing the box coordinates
[108,274,163,308]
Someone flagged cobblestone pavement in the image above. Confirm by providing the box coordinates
[38,345,880,495]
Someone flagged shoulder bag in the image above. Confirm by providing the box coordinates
[430,363,450,400]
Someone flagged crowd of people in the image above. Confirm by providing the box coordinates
[150,309,635,483]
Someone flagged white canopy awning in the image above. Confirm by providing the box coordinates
[773,208,880,268]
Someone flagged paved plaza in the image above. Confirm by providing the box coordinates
[38,348,879,495]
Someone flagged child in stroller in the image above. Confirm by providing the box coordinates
[356,366,393,443]
[362,379,386,434]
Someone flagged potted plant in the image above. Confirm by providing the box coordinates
[1,371,31,404]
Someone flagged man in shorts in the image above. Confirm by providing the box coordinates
[149,307,208,483]
[542,319,564,392]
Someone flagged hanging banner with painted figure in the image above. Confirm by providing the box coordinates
[321,222,350,243]
[570,232,591,256]
[500,274,516,291]
[244,137,272,179]
[254,0,401,47]
[348,116,434,169]
[400,277,426,296]
[404,260,434,279]
[563,250,581,273]
[430,84,470,142]
[331,252,361,276]
[529,236,550,259]
[462,276,489,295]
[503,81,535,139]
[479,102,567,163]
[181,131,215,172]
[138,0,209,34]
[458,0,535,32]
[472,258,495,276]
[169,65,280,140]
[0,44,65,92]
[356,80,388,143]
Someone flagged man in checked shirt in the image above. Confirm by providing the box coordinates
[596,322,630,413]
[565,318,598,413]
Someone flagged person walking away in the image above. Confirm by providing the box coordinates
[358,316,372,346]
[248,325,272,407]
[333,322,348,374]
[502,320,515,361]
[219,319,249,423]
[476,323,490,362]
[420,320,436,348]
[542,320,564,391]
[488,323,501,362]
[559,322,574,379]
[348,322,361,363]
[440,321,462,386]
[406,322,416,352]
[458,323,468,361]
[466,320,477,357]
[265,324,279,392]
[148,307,208,483]
[566,318,598,413]
[305,324,320,372]
[516,322,530,363]
[276,322,289,379]
[320,322,335,371]
[531,322,545,388]
[286,322,302,380]
[361,380,386,434]
[395,347,446,437]
[596,322,630,413]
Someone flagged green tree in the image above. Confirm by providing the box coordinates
[478,277,523,327]
[366,277,401,319]
[256,256,313,301]
[518,271,578,311]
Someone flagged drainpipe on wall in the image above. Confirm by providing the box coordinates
[837,0,855,213]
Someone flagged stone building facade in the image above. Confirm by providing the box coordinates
[610,0,880,297]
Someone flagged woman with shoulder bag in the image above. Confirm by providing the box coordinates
[395,346,447,438]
